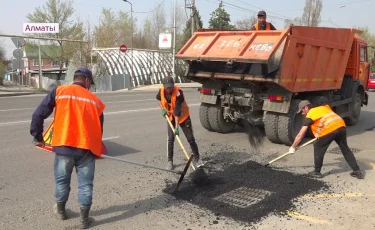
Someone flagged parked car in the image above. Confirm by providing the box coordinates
[368,73,375,90]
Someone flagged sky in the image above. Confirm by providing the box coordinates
[1,0,374,59]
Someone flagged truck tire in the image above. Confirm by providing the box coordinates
[199,103,214,131]
[344,93,361,126]
[208,104,236,133]
[264,112,282,144]
[277,100,302,146]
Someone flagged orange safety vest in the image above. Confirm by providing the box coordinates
[51,84,106,157]
[306,105,346,138]
[254,22,271,30]
[160,85,190,124]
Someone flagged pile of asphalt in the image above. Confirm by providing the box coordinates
[163,152,328,225]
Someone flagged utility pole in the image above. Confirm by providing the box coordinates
[191,0,195,36]
[172,0,176,80]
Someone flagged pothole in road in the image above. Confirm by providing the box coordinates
[163,159,328,224]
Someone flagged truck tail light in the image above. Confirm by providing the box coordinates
[200,88,214,94]
[268,95,283,101]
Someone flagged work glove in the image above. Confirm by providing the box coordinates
[32,137,45,147]
[161,109,167,117]
[174,127,179,136]
[288,146,296,154]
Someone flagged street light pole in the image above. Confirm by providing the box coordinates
[172,0,176,80]
[123,0,134,87]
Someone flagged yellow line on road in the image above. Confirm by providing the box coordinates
[286,211,330,224]
[302,193,375,198]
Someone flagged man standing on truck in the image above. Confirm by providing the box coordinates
[289,100,364,179]
[156,76,204,170]
[251,10,277,31]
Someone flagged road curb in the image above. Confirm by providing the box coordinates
[0,92,36,97]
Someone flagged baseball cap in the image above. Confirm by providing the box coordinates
[163,77,174,88]
[297,100,311,113]
[74,67,95,85]
[257,10,266,17]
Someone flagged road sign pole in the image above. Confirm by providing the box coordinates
[38,35,42,89]
[17,41,21,90]
[119,44,128,90]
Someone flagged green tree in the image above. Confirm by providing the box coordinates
[27,0,85,80]
[208,2,235,30]
[180,10,203,49]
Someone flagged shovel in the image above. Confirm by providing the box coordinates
[264,138,317,167]
[158,103,209,186]
[101,154,194,193]
[158,103,197,170]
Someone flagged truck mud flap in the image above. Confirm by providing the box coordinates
[199,94,217,105]
[262,99,291,114]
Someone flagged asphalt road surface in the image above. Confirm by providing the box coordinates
[1,89,375,230]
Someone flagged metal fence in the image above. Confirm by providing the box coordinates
[92,48,190,91]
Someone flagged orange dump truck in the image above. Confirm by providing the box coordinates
[176,26,372,146]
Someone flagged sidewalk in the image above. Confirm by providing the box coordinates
[0,81,45,97]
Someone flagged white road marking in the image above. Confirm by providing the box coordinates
[102,136,120,140]
[105,99,155,104]
[104,103,199,115]
[0,99,154,112]
[0,104,200,127]
[0,108,34,112]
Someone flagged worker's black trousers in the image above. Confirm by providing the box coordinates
[167,116,199,161]
[313,127,359,172]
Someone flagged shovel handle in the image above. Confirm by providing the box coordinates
[158,102,196,171]
[101,155,183,175]
[266,138,317,166]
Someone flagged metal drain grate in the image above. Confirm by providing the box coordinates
[213,187,272,209]
[328,146,362,154]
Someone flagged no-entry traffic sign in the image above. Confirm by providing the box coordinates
[120,44,127,53]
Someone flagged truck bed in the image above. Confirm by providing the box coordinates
[176,26,360,93]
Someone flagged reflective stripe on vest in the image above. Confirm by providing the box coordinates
[160,85,190,124]
[55,95,102,109]
[254,22,271,30]
[52,84,105,157]
[306,105,346,138]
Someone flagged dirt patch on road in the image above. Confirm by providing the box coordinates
[163,152,328,225]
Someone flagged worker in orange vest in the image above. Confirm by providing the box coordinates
[290,100,364,179]
[30,67,105,229]
[251,10,277,31]
[157,77,204,170]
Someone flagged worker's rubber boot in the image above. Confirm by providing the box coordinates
[166,161,173,170]
[79,207,90,229]
[53,202,67,220]
[193,155,205,168]
[350,170,364,179]
[308,170,323,178]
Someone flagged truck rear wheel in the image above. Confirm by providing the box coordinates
[344,93,361,126]
[277,100,302,146]
[199,103,214,131]
[208,104,236,133]
[264,112,282,144]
